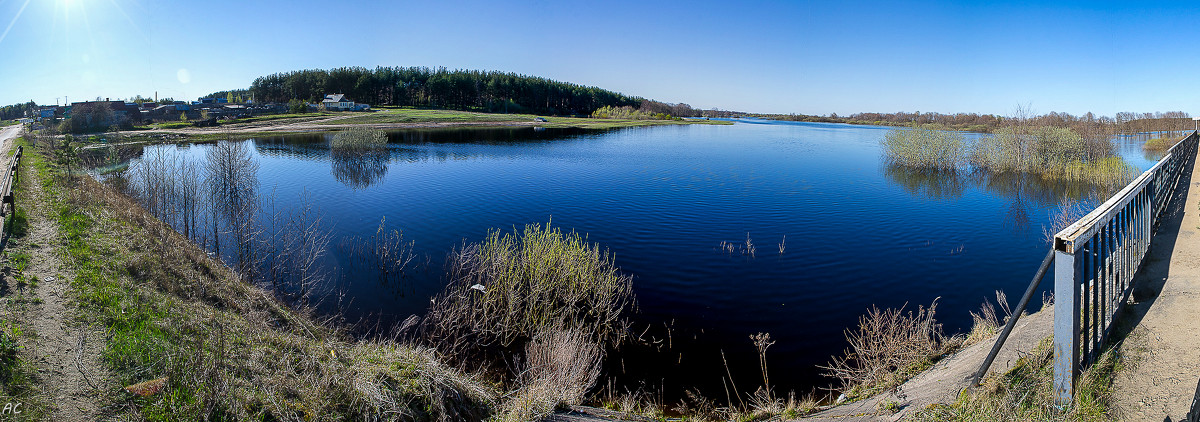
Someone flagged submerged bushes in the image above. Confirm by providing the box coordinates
[882,125,965,169]
[1142,137,1174,153]
[883,124,1137,190]
[330,128,390,189]
[421,222,634,366]
[331,127,387,150]
[420,221,635,419]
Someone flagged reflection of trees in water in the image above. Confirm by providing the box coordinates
[331,148,390,189]
[885,163,1104,232]
[884,165,968,200]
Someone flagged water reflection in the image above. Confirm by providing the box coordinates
[884,163,1107,233]
[249,127,611,189]
[883,166,967,200]
[885,164,1102,205]
[331,148,390,189]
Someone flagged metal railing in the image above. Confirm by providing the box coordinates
[0,146,21,217]
[1051,131,1198,402]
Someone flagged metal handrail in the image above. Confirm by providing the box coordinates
[1051,131,1198,403]
[968,248,1054,387]
[0,146,21,216]
[969,132,1197,399]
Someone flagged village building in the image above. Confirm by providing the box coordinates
[321,94,369,111]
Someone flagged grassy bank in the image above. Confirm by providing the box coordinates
[911,337,1119,421]
[24,137,497,420]
[319,108,730,129]
[24,129,664,420]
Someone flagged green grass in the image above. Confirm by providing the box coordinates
[220,112,335,125]
[7,206,27,238]
[320,108,731,129]
[0,120,17,127]
[910,337,1119,421]
[319,108,530,125]
[26,136,496,420]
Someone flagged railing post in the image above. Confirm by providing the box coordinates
[1054,246,1081,403]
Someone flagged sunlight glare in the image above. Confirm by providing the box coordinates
[0,0,32,46]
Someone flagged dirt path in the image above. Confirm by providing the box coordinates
[2,127,110,420]
[1111,147,1200,421]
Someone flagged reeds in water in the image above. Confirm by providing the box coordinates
[884,124,1137,191]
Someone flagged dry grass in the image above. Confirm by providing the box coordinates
[910,337,1119,421]
[965,290,1014,347]
[35,144,496,420]
[495,326,605,421]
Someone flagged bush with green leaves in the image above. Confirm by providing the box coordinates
[882,125,966,170]
[421,222,635,370]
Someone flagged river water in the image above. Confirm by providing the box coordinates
[116,119,1158,400]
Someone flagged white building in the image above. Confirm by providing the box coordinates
[322,94,360,111]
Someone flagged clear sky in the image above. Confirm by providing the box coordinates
[0,0,1197,117]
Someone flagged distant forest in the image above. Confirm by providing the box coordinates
[242,66,709,117]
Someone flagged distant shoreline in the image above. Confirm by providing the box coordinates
[73,107,732,144]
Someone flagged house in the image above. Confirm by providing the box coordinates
[321,94,360,111]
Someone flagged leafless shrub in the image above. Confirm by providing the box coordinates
[822,299,951,398]
[261,191,333,304]
[1043,197,1093,242]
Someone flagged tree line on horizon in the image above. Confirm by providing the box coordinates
[246,66,664,116]
[754,109,1195,135]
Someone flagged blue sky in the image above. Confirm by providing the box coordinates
[0,0,1196,117]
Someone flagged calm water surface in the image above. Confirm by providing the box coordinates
[132,119,1158,399]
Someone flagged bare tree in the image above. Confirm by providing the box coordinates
[204,138,260,276]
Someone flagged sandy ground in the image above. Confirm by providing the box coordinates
[1111,148,1200,421]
